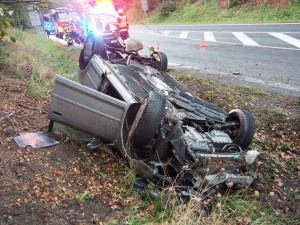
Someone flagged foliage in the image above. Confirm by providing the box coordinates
[0,6,16,42]
[76,191,94,202]
[154,0,179,18]
[228,0,245,8]
[6,3,32,30]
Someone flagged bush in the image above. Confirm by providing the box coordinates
[155,0,179,18]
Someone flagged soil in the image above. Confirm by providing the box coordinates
[1,61,299,224]
[0,62,125,224]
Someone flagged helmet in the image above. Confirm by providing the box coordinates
[118,9,123,14]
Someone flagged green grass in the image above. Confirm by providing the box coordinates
[4,29,80,98]
[2,30,299,225]
[75,191,94,202]
[150,0,300,24]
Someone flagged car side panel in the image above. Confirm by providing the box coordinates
[48,75,128,142]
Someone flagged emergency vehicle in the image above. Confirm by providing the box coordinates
[43,8,85,42]
[42,14,55,34]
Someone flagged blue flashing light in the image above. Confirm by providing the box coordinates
[47,24,52,30]
[86,23,102,36]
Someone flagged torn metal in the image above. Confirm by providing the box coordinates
[13,132,59,148]
[48,39,259,211]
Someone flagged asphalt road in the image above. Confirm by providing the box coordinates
[129,23,300,98]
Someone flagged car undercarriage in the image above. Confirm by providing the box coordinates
[48,34,259,212]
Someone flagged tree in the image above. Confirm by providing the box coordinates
[0,5,16,42]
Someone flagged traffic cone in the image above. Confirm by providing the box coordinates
[199,35,207,48]
[156,42,160,51]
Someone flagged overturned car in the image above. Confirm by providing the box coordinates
[48,35,259,207]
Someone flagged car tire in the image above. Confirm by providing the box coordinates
[79,49,88,70]
[154,52,168,71]
[132,91,166,149]
[93,37,108,60]
[228,109,255,150]
[79,36,108,70]
[84,36,108,62]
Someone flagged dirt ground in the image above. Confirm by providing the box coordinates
[1,61,299,224]
[0,62,126,224]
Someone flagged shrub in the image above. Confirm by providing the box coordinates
[155,0,179,18]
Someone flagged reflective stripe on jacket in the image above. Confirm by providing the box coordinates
[118,16,128,31]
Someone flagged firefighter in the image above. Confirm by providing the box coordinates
[116,9,129,40]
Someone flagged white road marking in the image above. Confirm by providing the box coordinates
[232,32,260,46]
[269,32,300,48]
[163,31,170,35]
[179,31,189,38]
[168,63,300,92]
[127,30,300,51]
[204,32,216,42]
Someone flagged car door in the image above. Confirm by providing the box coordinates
[48,75,128,142]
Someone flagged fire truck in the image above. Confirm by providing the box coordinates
[43,8,85,43]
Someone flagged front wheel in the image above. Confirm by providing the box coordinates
[227,109,255,150]
[153,52,168,71]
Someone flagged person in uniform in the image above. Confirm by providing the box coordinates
[116,9,129,40]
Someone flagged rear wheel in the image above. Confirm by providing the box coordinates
[79,36,108,70]
[83,36,108,62]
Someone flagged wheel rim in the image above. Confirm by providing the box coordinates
[153,53,160,62]
[83,38,93,62]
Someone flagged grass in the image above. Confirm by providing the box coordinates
[4,28,80,98]
[149,0,300,24]
[2,29,299,224]
[75,191,94,202]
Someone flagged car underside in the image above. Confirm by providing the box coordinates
[48,35,259,211]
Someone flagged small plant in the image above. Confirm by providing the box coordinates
[16,69,24,79]
[75,191,94,202]
[79,148,93,167]
[97,171,105,179]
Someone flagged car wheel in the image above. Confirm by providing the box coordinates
[227,109,255,150]
[153,52,168,71]
[132,91,166,154]
[59,32,64,39]
[79,49,88,70]
[83,36,108,64]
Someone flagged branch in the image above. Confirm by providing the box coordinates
[0,111,15,122]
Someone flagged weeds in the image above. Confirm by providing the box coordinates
[75,191,94,202]
[150,0,300,24]
[79,147,93,167]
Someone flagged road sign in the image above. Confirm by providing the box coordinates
[141,0,148,11]
[28,11,41,26]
